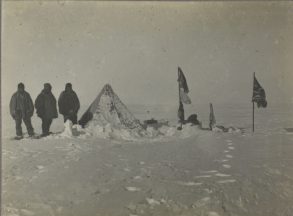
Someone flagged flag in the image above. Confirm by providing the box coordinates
[252,75,267,108]
[178,67,191,104]
[209,103,216,129]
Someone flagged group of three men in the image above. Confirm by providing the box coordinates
[9,82,80,139]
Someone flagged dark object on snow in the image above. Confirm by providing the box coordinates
[14,136,24,140]
[143,118,169,130]
[144,118,158,125]
[285,128,293,133]
[58,83,80,124]
[185,114,201,126]
[212,125,244,133]
[176,114,202,130]
[215,125,229,133]
[35,83,58,136]
[79,111,93,127]
[10,83,35,137]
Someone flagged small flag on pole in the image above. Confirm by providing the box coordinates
[252,75,267,108]
[178,67,191,104]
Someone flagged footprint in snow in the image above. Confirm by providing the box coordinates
[146,198,160,206]
[228,146,235,150]
[224,150,229,153]
[36,165,44,169]
[57,207,63,213]
[15,176,23,181]
[215,159,229,163]
[222,164,231,169]
[225,154,233,158]
[204,188,213,194]
[215,173,231,177]
[4,207,19,215]
[29,175,38,182]
[217,179,236,184]
[133,176,142,180]
[125,187,141,192]
[20,209,35,216]
[194,175,212,178]
[123,168,131,172]
[207,212,221,216]
[177,181,203,186]
[200,170,218,174]
[192,197,211,208]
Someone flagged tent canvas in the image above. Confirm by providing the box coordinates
[78,84,142,130]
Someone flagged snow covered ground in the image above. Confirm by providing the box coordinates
[2,103,293,216]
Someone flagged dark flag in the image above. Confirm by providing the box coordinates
[252,75,267,108]
[177,67,191,104]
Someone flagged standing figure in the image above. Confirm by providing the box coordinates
[35,83,58,137]
[58,83,80,124]
[9,83,35,139]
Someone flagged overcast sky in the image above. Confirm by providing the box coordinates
[2,1,293,107]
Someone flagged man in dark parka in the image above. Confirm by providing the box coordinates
[35,83,58,136]
[9,83,35,139]
[58,83,80,124]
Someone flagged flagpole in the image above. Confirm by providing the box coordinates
[178,69,182,128]
[252,72,255,133]
[178,69,181,105]
[252,99,255,133]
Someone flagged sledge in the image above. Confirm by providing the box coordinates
[143,118,169,130]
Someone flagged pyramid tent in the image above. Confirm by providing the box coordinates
[78,84,143,130]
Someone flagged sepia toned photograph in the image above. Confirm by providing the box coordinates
[2,1,293,216]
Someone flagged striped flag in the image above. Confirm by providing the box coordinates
[252,75,267,108]
[177,67,191,104]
